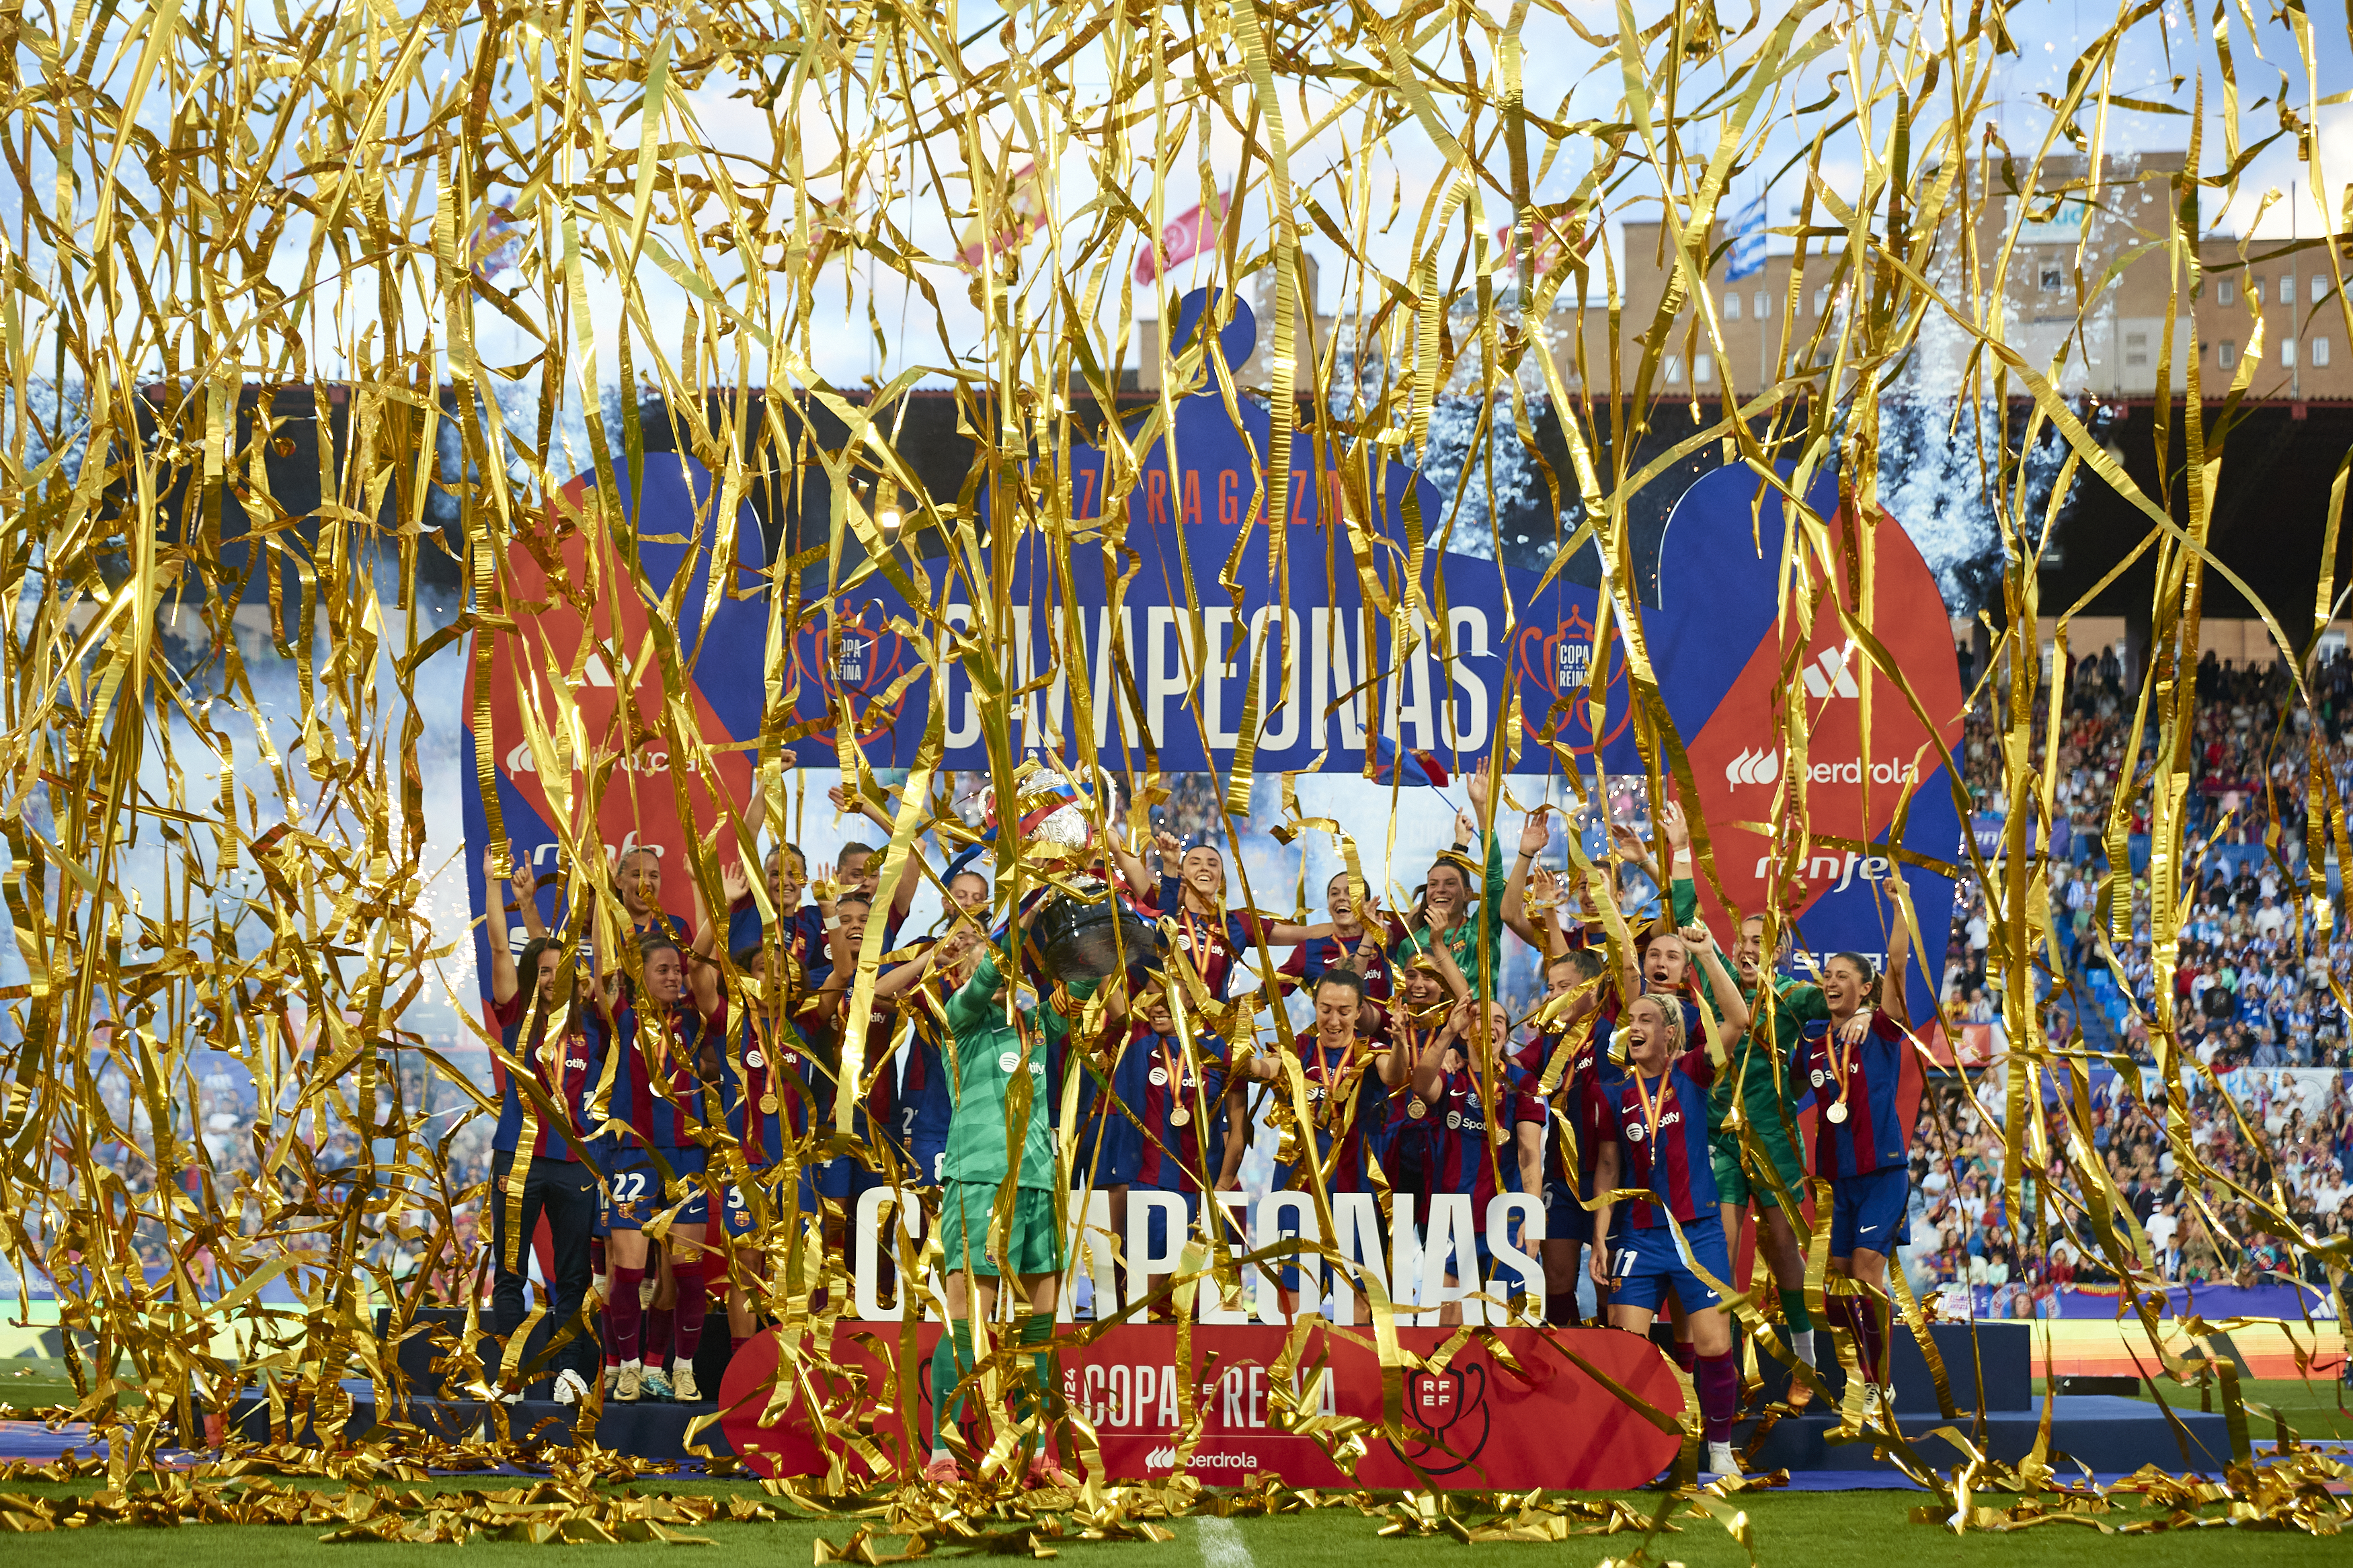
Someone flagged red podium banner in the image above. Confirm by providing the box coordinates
[717,1323,1685,1489]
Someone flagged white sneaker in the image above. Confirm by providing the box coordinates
[671,1360,701,1403]
[1860,1380,1890,1426]
[553,1370,590,1406]
[614,1358,643,1403]
[1705,1440,1741,1477]
[1790,1329,1817,1369]
[603,1364,619,1395]
[497,1388,523,1405]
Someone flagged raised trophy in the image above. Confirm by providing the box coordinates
[985,759,1163,982]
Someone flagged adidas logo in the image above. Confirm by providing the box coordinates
[1800,643,1860,700]
[1724,747,1782,788]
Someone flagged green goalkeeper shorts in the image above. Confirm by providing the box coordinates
[936,1179,1066,1279]
[1711,1114,1808,1212]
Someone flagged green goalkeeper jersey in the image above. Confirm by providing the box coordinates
[1712,973,1831,1124]
[941,952,1096,1190]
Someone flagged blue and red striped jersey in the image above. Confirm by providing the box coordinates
[490,995,605,1159]
[1069,1020,1152,1182]
[609,997,727,1150]
[1802,1009,1913,1178]
[719,1015,822,1169]
[1601,1048,1718,1228]
[1154,875,1285,1001]
[1131,1028,1228,1190]
[1295,1037,1398,1192]
[1402,1050,1548,1203]
[728,902,830,968]
[1277,934,1394,1000]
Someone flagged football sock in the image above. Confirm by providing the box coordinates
[1671,1342,1696,1374]
[1016,1311,1058,1423]
[1857,1294,1886,1386]
[1778,1288,1812,1333]
[645,1305,674,1368]
[1546,1292,1579,1327]
[1696,1350,1740,1442]
[608,1265,645,1364]
[928,1319,977,1459]
[672,1259,707,1364]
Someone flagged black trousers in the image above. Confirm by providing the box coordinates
[488,1150,599,1381]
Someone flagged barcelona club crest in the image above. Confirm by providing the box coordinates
[1513,603,1628,755]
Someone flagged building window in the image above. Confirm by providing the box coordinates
[2124,330,2150,368]
[2219,278,2236,305]
[1663,354,1685,384]
[2279,274,2297,306]
[2219,339,2237,368]
[2039,265,2063,292]
[2315,336,2332,367]
[2281,337,2297,368]
[1694,352,1716,384]
[1724,292,1741,320]
[1754,291,1769,319]
[2314,276,2331,302]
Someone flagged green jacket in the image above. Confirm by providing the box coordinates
[941,952,1096,1190]
[1392,831,1509,999]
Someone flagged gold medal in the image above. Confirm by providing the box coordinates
[1826,1100,1849,1124]
[1170,1108,1191,1127]
[760,1094,781,1115]
[1406,1097,1428,1119]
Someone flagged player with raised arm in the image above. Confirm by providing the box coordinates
[1397,997,1546,1322]
[696,860,826,1355]
[483,848,606,1406]
[828,779,921,948]
[1274,872,1393,1004]
[1588,923,1752,1479]
[1717,904,1837,1370]
[1802,872,1919,1426]
[1388,774,1509,1000]
[594,926,724,1404]
[922,914,1103,1491]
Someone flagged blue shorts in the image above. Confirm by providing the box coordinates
[1829,1167,1911,1259]
[1137,1185,1201,1259]
[1545,1178,1595,1245]
[910,1143,947,1190]
[1605,1214,1732,1314]
[602,1148,709,1231]
[719,1168,813,1241]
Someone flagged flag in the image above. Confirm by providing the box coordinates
[1367,735,1451,788]
[1726,195,1769,282]
[1135,191,1228,283]
[959,162,1050,267]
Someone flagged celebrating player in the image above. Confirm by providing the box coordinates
[1717,907,1835,1368]
[923,918,1103,1489]
[594,930,723,1403]
[483,848,605,1405]
[1589,924,1751,1479]
[1388,775,1509,999]
[1803,872,1918,1424]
